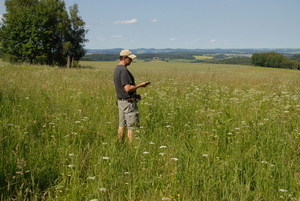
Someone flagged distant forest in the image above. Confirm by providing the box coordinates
[81,48,300,70]
[1,47,299,69]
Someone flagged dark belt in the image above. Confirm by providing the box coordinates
[118,98,134,102]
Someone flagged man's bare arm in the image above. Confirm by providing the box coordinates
[124,82,150,93]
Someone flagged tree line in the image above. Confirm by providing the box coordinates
[0,0,88,67]
[82,52,300,69]
[251,52,300,70]
[81,54,117,61]
[82,53,195,62]
[217,57,251,65]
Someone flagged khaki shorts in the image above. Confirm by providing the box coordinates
[118,100,139,130]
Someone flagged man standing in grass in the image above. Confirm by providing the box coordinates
[114,49,150,143]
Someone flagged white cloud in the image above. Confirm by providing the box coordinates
[111,35,123,41]
[0,15,3,23]
[170,38,178,41]
[111,35,122,38]
[150,19,158,23]
[113,19,138,24]
[210,39,216,43]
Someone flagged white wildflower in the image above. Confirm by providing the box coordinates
[149,142,155,145]
[261,161,268,164]
[87,176,95,180]
[102,157,110,160]
[124,172,130,175]
[75,121,81,124]
[171,158,178,161]
[159,153,166,156]
[162,197,172,201]
[279,189,288,192]
[67,164,75,168]
[143,152,149,155]
[99,188,107,192]
[203,154,209,157]
[159,146,167,149]
[90,199,99,201]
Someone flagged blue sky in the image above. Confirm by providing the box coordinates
[1,0,299,49]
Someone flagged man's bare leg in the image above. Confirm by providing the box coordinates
[127,129,134,143]
[118,126,125,142]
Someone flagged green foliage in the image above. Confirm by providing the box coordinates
[0,0,88,66]
[251,52,300,70]
[290,54,300,62]
[213,53,227,59]
[218,57,251,65]
[82,54,119,61]
[65,4,88,67]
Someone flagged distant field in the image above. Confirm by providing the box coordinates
[1,60,300,200]
[193,55,214,60]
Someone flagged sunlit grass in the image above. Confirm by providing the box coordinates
[1,60,300,200]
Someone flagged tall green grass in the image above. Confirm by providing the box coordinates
[1,60,300,200]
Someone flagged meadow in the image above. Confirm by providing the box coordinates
[1,60,300,201]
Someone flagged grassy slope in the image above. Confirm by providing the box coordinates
[1,60,300,200]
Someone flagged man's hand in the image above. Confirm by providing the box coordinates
[124,82,150,92]
[139,82,151,87]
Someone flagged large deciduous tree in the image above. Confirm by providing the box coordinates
[0,0,88,67]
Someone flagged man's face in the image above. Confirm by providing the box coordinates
[124,57,132,66]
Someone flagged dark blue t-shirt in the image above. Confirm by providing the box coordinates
[114,65,136,99]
